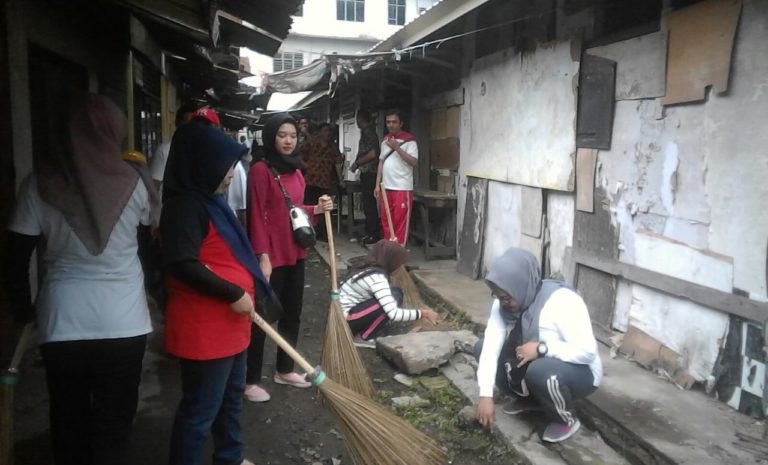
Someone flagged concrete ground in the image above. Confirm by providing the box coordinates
[317,230,768,465]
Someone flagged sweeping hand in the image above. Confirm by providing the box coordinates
[515,341,539,368]
[259,254,272,281]
[230,292,255,316]
[476,397,495,428]
[373,184,381,199]
[314,195,334,214]
[420,308,440,325]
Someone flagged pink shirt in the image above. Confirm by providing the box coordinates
[247,162,317,268]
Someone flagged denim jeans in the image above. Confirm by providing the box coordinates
[169,350,247,465]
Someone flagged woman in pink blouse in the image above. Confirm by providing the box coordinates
[245,113,333,402]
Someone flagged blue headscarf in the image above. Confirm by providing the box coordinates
[163,122,276,308]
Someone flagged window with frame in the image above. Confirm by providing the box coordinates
[337,0,364,22]
[388,0,406,25]
[273,52,304,72]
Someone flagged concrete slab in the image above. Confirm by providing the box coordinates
[315,234,768,465]
[412,269,493,326]
[442,354,631,465]
[582,345,766,465]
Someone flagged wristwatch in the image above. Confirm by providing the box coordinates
[537,341,548,357]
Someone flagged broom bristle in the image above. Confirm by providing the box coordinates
[391,266,423,308]
[321,300,374,398]
[317,377,446,465]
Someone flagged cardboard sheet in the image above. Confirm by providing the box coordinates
[663,0,742,105]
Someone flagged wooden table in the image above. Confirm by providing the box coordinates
[412,189,457,260]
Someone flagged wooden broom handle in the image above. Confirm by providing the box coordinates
[324,211,338,292]
[252,312,315,375]
[8,323,33,373]
[379,183,397,241]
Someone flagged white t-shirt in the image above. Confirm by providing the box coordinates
[380,138,418,191]
[8,176,153,344]
[149,141,171,183]
[227,162,248,212]
[476,288,603,398]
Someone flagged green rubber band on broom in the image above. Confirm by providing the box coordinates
[307,366,326,386]
[330,292,339,301]
[0,373,18,385]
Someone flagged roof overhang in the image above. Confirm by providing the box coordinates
[371,0,491,52]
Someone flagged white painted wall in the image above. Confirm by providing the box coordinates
[463,41,578,192]
[290,0,421,42]
[591,0,768,382]
[455,1,767,390]
[594,0,768,299]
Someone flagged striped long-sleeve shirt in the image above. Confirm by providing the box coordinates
[339,270,421,322]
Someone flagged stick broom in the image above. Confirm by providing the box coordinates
[320,211,374,398]
[379,184,424,308]
[251,311,445,465]
[0,323,34,465]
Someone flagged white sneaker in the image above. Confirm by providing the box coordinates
[273,372,312,388]
[244,384,271,402]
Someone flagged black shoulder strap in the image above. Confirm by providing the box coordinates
[263,161,294,210]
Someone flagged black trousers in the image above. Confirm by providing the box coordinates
[39,335,147,465]
[304,185,333,240]
[474,339,595,425]
[360,171,381,239]
[246,260,306,384]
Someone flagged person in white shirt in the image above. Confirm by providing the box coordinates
[339,240,439,341]
[373,109,418,246]
[4,93,157,465]
[474,247,603,443]
[227,157,249,226]
[148,103,197,197]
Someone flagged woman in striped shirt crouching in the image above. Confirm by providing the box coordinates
[339,240,440,341]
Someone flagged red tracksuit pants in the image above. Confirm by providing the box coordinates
[379,189,412,246]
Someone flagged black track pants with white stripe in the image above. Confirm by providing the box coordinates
[524,358,596,425]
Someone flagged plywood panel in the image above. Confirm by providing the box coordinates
[587,31,667,100]
[576,148,597,212]
[576,54,616,149]
[430,107,447,140]
[521,186,542,238]
[662,0,742,105]
[457,177,488,279]
[445,106,460,138]
[465,41,578,191]
[633,231,734,292]
[576,266,616,342]
[430,138,459,170]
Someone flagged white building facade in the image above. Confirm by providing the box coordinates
[274,0,439,72]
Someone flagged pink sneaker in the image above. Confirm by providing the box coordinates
[273,372,311,388]
[244,384,271,402]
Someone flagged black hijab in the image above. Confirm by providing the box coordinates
[163,122,275,308]
[262,112,304,174]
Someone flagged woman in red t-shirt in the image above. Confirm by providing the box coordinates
[161,122,273,465]
[245,113,333,402]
